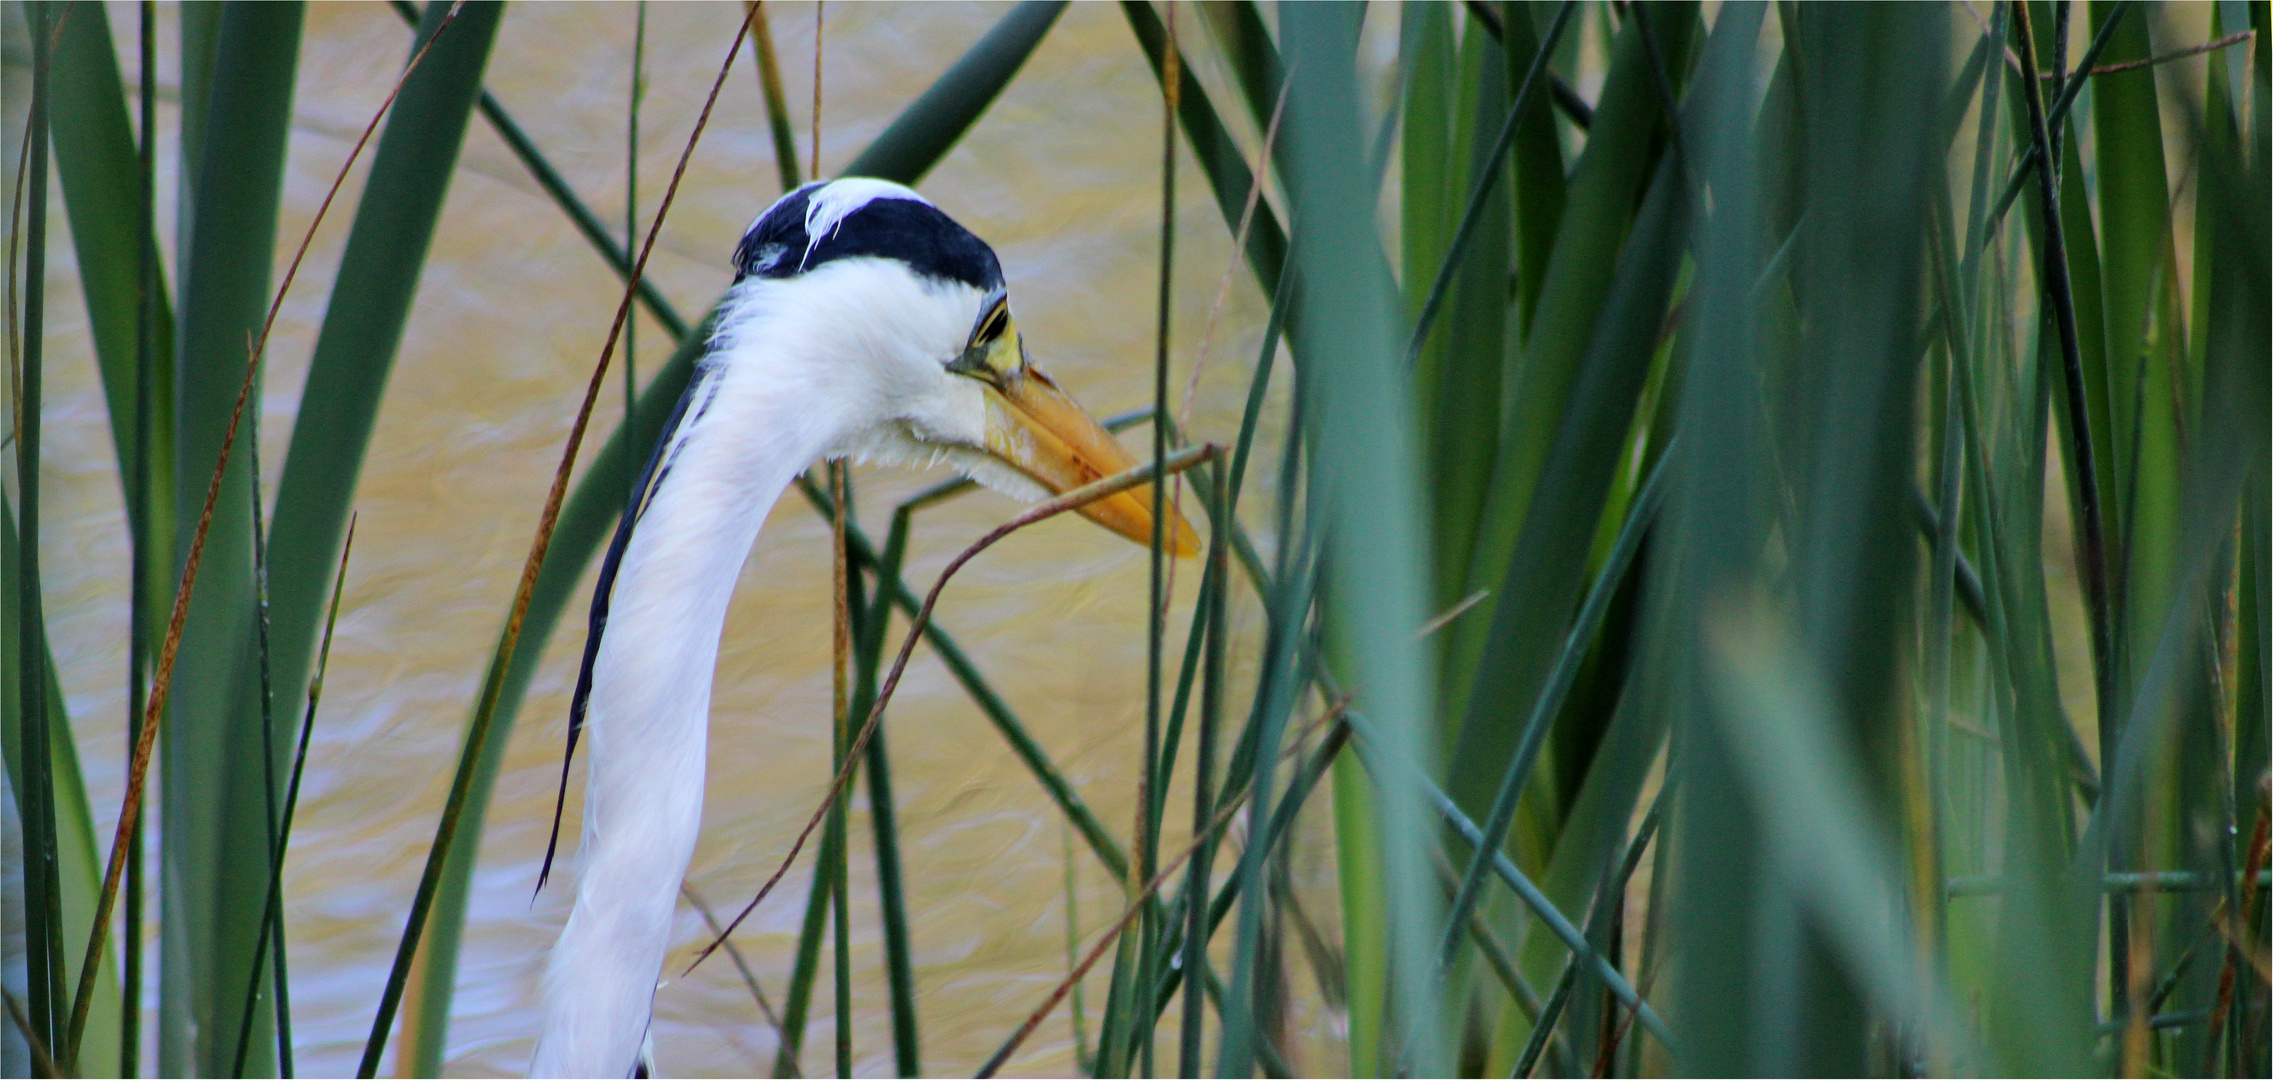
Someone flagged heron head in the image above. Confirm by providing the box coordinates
[732,178,1199,556]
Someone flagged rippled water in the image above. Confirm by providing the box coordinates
[35,2,1348,1075]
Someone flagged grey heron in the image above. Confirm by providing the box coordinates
[528,178,1195,1077]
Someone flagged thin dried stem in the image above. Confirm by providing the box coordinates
[69,325,258,1067]
[3,992,60,1080]
[682,884,792,1057]
[1175,83,1287,441]
[686,445,1221,972]
[2037,29,2254,77]
[535,0,760,890]
[976,703,1352,1078]
[2203,805,2270,1071]
[810,0,824,179]
[744,0,803,191]
[372,8,759,1071]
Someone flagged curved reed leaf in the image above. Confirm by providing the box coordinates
[8,9,62,1065]
[158,6,304,1070]
[1277,8,1446,1074]
[1120,0,1287,293]
[843,1,1067,183]
[262,0,503,826]
[49,0,174,553]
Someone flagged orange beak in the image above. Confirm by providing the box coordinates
[980,362,1201,557]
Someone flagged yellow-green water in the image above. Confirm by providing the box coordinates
[36,2,1340,1074]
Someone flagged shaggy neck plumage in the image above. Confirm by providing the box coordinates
[529,284,871,1079]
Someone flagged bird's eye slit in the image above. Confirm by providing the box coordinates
[975,300,1010,345]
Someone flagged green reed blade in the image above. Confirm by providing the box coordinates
[2013,6,2140,1033]
[2087,10,2203,1043]
[2236,399,2269,1077]
[1981,3,2131,239]
[231,313,286,1080]
[121,3,158,1071]
[1497,613,1665,1072]
[1399,0,1458,435]
[1134,36,1177,1073]
[1449,133,1690,876]
[263,0,502,832]
[1649,3,1774,1066]
[773,820,837,1078]
[1432,854,1544,1032]
[1509,941,1577,1080]
[1704,611,1982,1062]
[2018,0,2124,794]
[49,0,175,567]
[1918,25,2003,1000]
[383,0,690,343]
[1148,563,1212,867]
[1227,256,1291,514]
[1220,402,1323,1079]
[1119,0,1286,294]
[1059,820,1093,1073]
[1499,1,1569,343]
[1924,193,1968,995]
[1422,18,1511,613]
[746,0,803,192]
[1122,491,1299,1068]
[231,518,354,1079]
[2074,36,2269,939]
[1953,235,2097,1075]
[1441,3,1693,746]
[1342,709,1673,1053]
[847,527,918,1076]
[1150,718,1347,1016]
[1177,460,1230,1076]
[8,7,62,1060]
[143,5,208,1068]
[2089,3,2169,596]
[1399,0,1571,378]
[159,6,302,1071]
[859,711,919,1075]
[1908,488,1993,632]
[1091,906,1139,1077]
[1127,252,1296,1065]
[1440,443,1672,970]
[1193,2,1281,139]
[1784,6,1947,1066]
[1277,9,1445,1074]
[1511,787,1663,1079]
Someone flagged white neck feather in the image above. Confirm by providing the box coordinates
[529,281,883,1078]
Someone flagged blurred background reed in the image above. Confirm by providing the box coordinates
[3,1,2266,1077]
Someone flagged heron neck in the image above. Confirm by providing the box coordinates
[531,331,853,1078]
